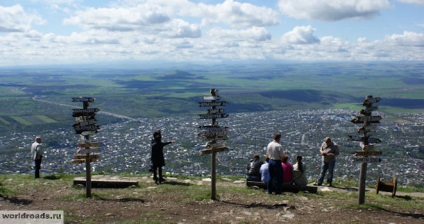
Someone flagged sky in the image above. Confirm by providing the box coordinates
[0,0,423,67]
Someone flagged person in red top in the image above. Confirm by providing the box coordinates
[281,155,293,186]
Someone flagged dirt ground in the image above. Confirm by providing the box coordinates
[0,176,423,224]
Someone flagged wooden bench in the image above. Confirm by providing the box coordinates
[246,180,317,193]
[73,177,139,188]
[376,176,397,197]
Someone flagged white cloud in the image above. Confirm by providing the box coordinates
[167,19,201,38]
[0,1,423,66]
[384,31,424,47]
[197,0,279,27]
[0,5,45,33]
[278,0,391,21]
[116,0,280,27]
[282,26,319,44]
[64,5,170,31]
[208,26,271,42]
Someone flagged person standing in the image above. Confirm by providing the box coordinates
[30,137,43,178]
[266,133,287,194]
[151,130,175,184]
[317,137,340,186]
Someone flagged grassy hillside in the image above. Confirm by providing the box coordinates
[0,174,423,223]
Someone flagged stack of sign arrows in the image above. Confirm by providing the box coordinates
[198,89,229,155]
[349,95,382,163]
[71,97,101,164]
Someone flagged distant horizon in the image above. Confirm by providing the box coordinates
[1,0,423,66]
[1,60,423,70]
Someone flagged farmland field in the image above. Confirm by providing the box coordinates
[0,61,423,132]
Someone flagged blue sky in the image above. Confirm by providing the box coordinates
[0,0,423,66]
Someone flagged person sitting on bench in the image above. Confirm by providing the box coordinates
[246,154,263,181]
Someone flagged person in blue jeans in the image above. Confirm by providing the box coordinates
[266,133,287,194]
[317,137,339,186]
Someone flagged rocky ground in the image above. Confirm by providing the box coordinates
[0,175,423,224]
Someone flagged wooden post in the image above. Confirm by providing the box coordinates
[358,162,367,204]
[86,154,92,198]
[358,122,369,205]
[83,101,92,198]
[72,97,100,199]
[210,98,217,200]
[197,89,228,201]
[211,151,217,200]
[350,96,382,205]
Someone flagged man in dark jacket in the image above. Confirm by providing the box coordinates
[151,130,175,184]
[246,154,263,181]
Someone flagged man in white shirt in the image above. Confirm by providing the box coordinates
[266,133,287,194]
[30,137,43,178]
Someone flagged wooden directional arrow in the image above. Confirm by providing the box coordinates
[200,146,228,155]
[198,130,228,140]
[203,96,221,101]
[78,142,100,148]
[348,135,381,143]
[72,158,98,164]
[358,126,376,133]
[74,125,100,134]
[351,115,382,124]
[74,154,101,160]
[72,97,95,103]
[73,119,97,127]
[354,150,382,156]
[72,108,100,117]
[368,137,382,144]
[208,108,225,114]
[79,131,98,136]
[360,106,378,115]
[198,125,229,131]
[199,113,229,119]
[199,101,228,107]
[353,157,381,163]
[363,97,380,105]
[78,147,101,154]
[360,144,374,151]
[206,141,225,149]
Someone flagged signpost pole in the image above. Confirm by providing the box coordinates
[198,89,229,201]
[358,121,369,205]
[350,95,381,205]
[358,161,367,204]
[211,103,217,200]
[72,97,100,199]
[82,101,92,198]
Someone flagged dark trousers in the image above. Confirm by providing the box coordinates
[267,159,283,194]
[34,159,42,178]
[153,165,163,183]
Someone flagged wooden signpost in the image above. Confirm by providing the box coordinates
[198,89,229,200]
[349,95,382,204]
[72,96,101,198]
